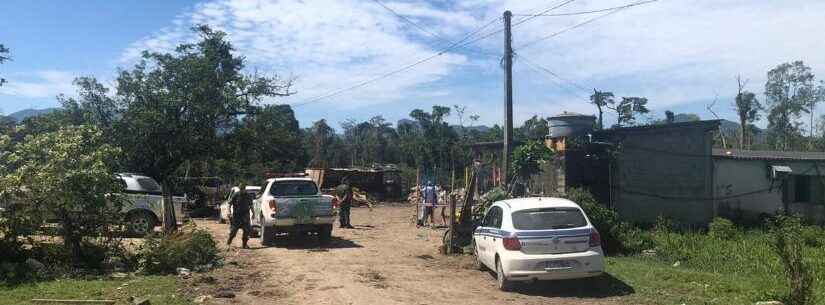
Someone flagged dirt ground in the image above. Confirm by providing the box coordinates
[191,204,634,305]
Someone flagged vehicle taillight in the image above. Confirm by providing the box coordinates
[332,197,340,209]
[502,234,522,251]
[589,229,601,248]
[268,199,277,212]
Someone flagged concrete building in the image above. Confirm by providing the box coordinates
[713,149,825,224]
[593,120,720,226]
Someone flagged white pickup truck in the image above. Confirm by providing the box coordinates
[251,177,336,246]
[117,173,187,236]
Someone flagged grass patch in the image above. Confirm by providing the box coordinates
[0,275,192,305]
[608,256,783,305]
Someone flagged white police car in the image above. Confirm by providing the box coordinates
[472,197,604,291]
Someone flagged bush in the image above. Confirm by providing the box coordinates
[138,226,221,275]
[708,217,739,240]
[771,216,815,305]
[800,226,825,247]
[563,187,653,255]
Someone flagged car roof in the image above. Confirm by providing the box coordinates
[497,197,582,212]
[267,177,314,183]
[231,186,261,191]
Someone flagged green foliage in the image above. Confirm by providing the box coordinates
[770,216,815,305]
[473,186,509,217]
[562,187,653,255]
[0,43,8,86]
[0,125,123,264]
[764,60,824,150]
[115,25,293,183]
[708,217,739,240]
[510,139,554,182]
[138,225,220,275]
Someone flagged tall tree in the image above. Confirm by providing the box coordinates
[590,90,614,129]
[0,43,9,87]
[608,97,649,127]
[517,115,549,140]
[734,76,763,149]
[764,61,817,150]
[306,119,335,167]
[115,25,293,232]
[665,110,675,124]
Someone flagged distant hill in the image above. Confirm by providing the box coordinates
[6,108,59,123]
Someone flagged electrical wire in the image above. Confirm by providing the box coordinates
[516,53,591,94]
[369,0,498,57]
[515,0,660,50]
[517,54,590,101]
[512,0,659,17]
[293,17,501,107]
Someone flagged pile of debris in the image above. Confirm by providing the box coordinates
[352,187,375,208]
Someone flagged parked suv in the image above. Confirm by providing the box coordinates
[118,173,187,236]
[473,197,604,291]
[251,177,336,246]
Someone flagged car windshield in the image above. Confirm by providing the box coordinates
[270,181,318,197]
[511,207,587,230]
[136,178,161,192]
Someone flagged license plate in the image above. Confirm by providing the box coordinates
[545,260,571,269]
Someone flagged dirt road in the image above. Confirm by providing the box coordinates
[195,204,633,305]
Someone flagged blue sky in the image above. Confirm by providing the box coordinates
[2,0,825,130]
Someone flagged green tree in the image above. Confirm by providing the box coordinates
[115,25,293,232]
[590,90,614,129]
[764,61,818,150]
[306,119,336,167]
[517,115,549,140]
[1,126,123,263]
[0,43,9,87]
[734,77,763,149]
[608,97,649,127]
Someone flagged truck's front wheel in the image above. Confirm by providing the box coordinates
[318,224,333,245]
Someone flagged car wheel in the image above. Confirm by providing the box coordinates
[473,240,486,271]
[318,224,333,245]
[127,212,156,237]
[260,215,275,246]
[496,257,513,292]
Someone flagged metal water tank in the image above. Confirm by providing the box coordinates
[548,112,596,138]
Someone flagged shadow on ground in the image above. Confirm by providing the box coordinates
[252,235,362,250]
[507,273,635,298]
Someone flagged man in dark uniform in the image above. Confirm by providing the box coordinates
[227,184,253,249]
[336,178,354,229]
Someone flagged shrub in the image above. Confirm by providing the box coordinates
[771,215,815,305]
[800,225,825,247]
[708,217,739,240]
[138,225,221,275]
[563,187,652,255]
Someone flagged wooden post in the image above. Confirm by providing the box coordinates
[447,194,456,254]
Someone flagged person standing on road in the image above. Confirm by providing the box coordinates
[421,181,438,227]
[227,184,253,249]
[336,178,354,229]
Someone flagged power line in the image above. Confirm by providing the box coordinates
[516,54,590,93]
[512,0,659,17]
[369,0,497,57]
[515,54,591,102]
[515,0,660,50]
[293,17,501,107]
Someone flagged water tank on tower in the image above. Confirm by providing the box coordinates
[548,112,596,139]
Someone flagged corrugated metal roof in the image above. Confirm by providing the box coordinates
[712,149,825,161]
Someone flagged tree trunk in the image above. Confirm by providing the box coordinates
[162,180,177,235]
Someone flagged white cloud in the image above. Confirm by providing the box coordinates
[0,70,76,99]
[117,0,825,127]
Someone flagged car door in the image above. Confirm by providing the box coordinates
[474,208,493,266]
[485,206,504,266]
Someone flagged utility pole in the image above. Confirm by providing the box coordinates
[502,10,513,187]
